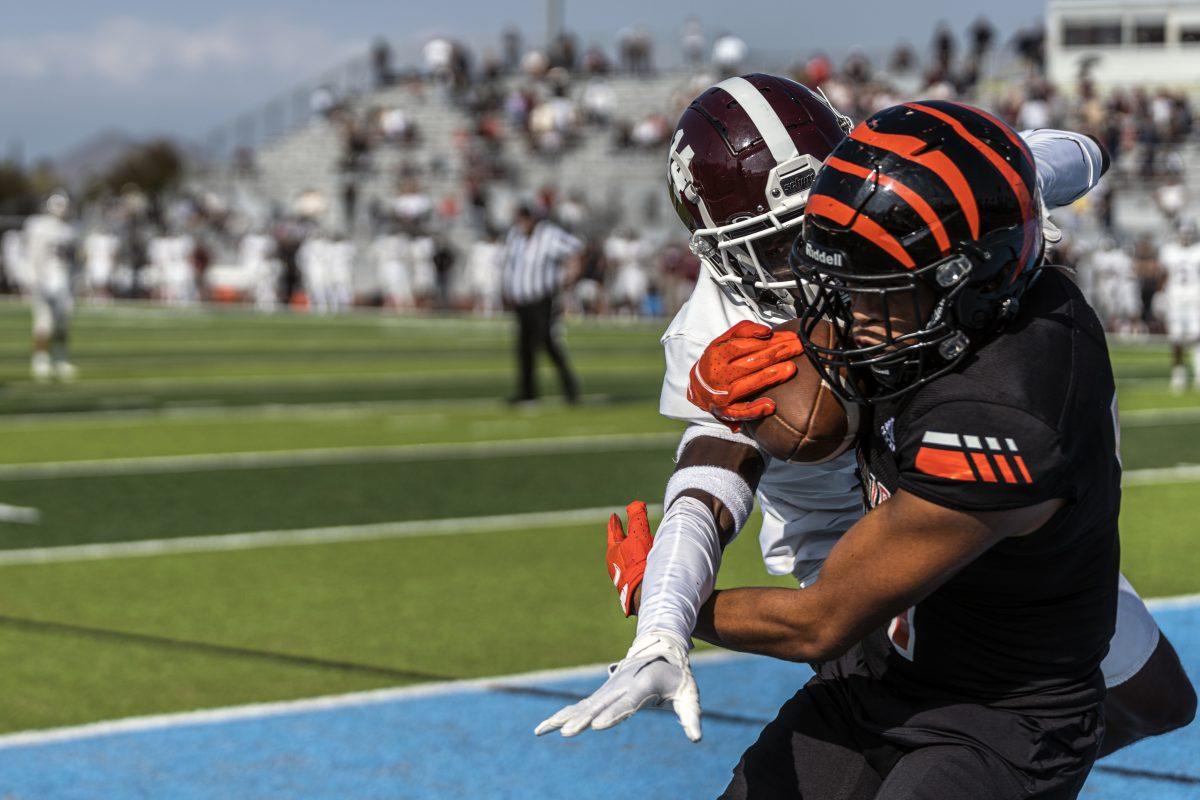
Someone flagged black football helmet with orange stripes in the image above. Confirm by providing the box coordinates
[790,100,1044,404]
[667,73,852,313]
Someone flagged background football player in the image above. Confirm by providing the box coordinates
[23,192,78,382]
[1159,220,1200,392]
[536,75,1195,762]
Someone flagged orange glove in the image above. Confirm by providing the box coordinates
[686,320,805,432]
[606,500,654,617]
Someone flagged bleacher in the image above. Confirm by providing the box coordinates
[206,72,699,239]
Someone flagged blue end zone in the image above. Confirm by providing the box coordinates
[0,607,1195,799]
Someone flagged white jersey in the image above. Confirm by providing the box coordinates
[373,234,413,307]
[410,236,437,297]
[1084,247,1140,325]
[605,235,652,306]
[328,241,356,309]
[1159,241,1200,342]
[659,128,1106,582]
[23,214,74,297]
[240,234,279,310]
[83,231,119,291]
[464,240,502,310]
[163,235,196,305]
[298,237,332,313]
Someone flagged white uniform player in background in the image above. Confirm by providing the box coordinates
[298,233,333,314]
[240,230,280,312]
[162,231,197,306]
[83,227,120,301]
[146,231,172,300]
[540,77,1180,746]
[409,233,437,308]
[1158,222,1200,392]
[463,232,503,314]
[328,234,356,312]
[373,229,414,310]
[1083,238,1141,333]
[23,193,78,381]
[605,229,652,315]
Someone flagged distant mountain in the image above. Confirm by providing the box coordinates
[52,130,140,189]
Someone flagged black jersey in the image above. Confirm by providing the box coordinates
[855,269,1121,714]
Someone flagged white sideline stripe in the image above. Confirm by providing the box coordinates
[0,648,745,751]
[1121,464,1200,486]
[0,464,1195,566]
[4,586,1200,750]
[0,395,616,427]
[0,505,666,566]
[0,504,39,524]
[1146,592,1200,610]
[0,432,680,481]
[1120,406,1200,426]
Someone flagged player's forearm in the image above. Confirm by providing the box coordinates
[633,428,763,637]
[693,586,837,662]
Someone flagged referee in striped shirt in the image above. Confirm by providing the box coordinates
[501,204,583,404]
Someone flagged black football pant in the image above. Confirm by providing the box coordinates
[719,676,1099,800]
[513,296,578,402]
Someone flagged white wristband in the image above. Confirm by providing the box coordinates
[664,465,754,536]
[636,496,723,644]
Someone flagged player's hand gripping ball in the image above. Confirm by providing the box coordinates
[689,319,859,463]
[606,501,653,617]
[686,320,806,431]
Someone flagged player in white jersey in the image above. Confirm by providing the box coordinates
[463,231,503,314]
[327,235,356,312]
[23,193,78,381]
[604,229,652,315]
[240,231,280,311]
[298,233,335,314]
[372,229,413,309]
[82,228,120,300]
[162,233,197,306]
[1158,223,1200,392]
[540,75,1195,757]
[409,233,437,308]
[1083,238,1140,332]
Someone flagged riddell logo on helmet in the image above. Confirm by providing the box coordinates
[805,242,844,268]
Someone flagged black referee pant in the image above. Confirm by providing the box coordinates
[512,295,578,403]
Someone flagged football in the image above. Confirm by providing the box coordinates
[742,319,860,464]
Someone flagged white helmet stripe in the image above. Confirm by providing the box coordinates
[669,128,717,228]
[715,76,799,165]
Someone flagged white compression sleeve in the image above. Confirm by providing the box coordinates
[636,496,723,644]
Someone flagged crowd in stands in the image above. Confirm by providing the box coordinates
[3,18,1199,332]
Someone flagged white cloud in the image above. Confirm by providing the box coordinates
[0,15,363,86]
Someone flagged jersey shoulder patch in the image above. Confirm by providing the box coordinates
[895,400,1067,512]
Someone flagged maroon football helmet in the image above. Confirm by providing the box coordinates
[667,73,852,311]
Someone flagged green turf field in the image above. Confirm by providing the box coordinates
[0,301,1196,733]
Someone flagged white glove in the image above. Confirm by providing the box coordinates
[534,630,702,742]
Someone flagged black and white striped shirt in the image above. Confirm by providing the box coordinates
[501,221,583,304]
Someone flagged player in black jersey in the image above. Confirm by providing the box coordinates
[676,101,1193,799]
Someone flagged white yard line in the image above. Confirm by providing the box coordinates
[0,395,615,427]
[1119,406,1200,426]
[0,504,39,524]
[0,505,665,566]
[1120,464,1200,486]
[0,431,679,481]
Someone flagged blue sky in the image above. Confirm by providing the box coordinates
[0,1,1046,161]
